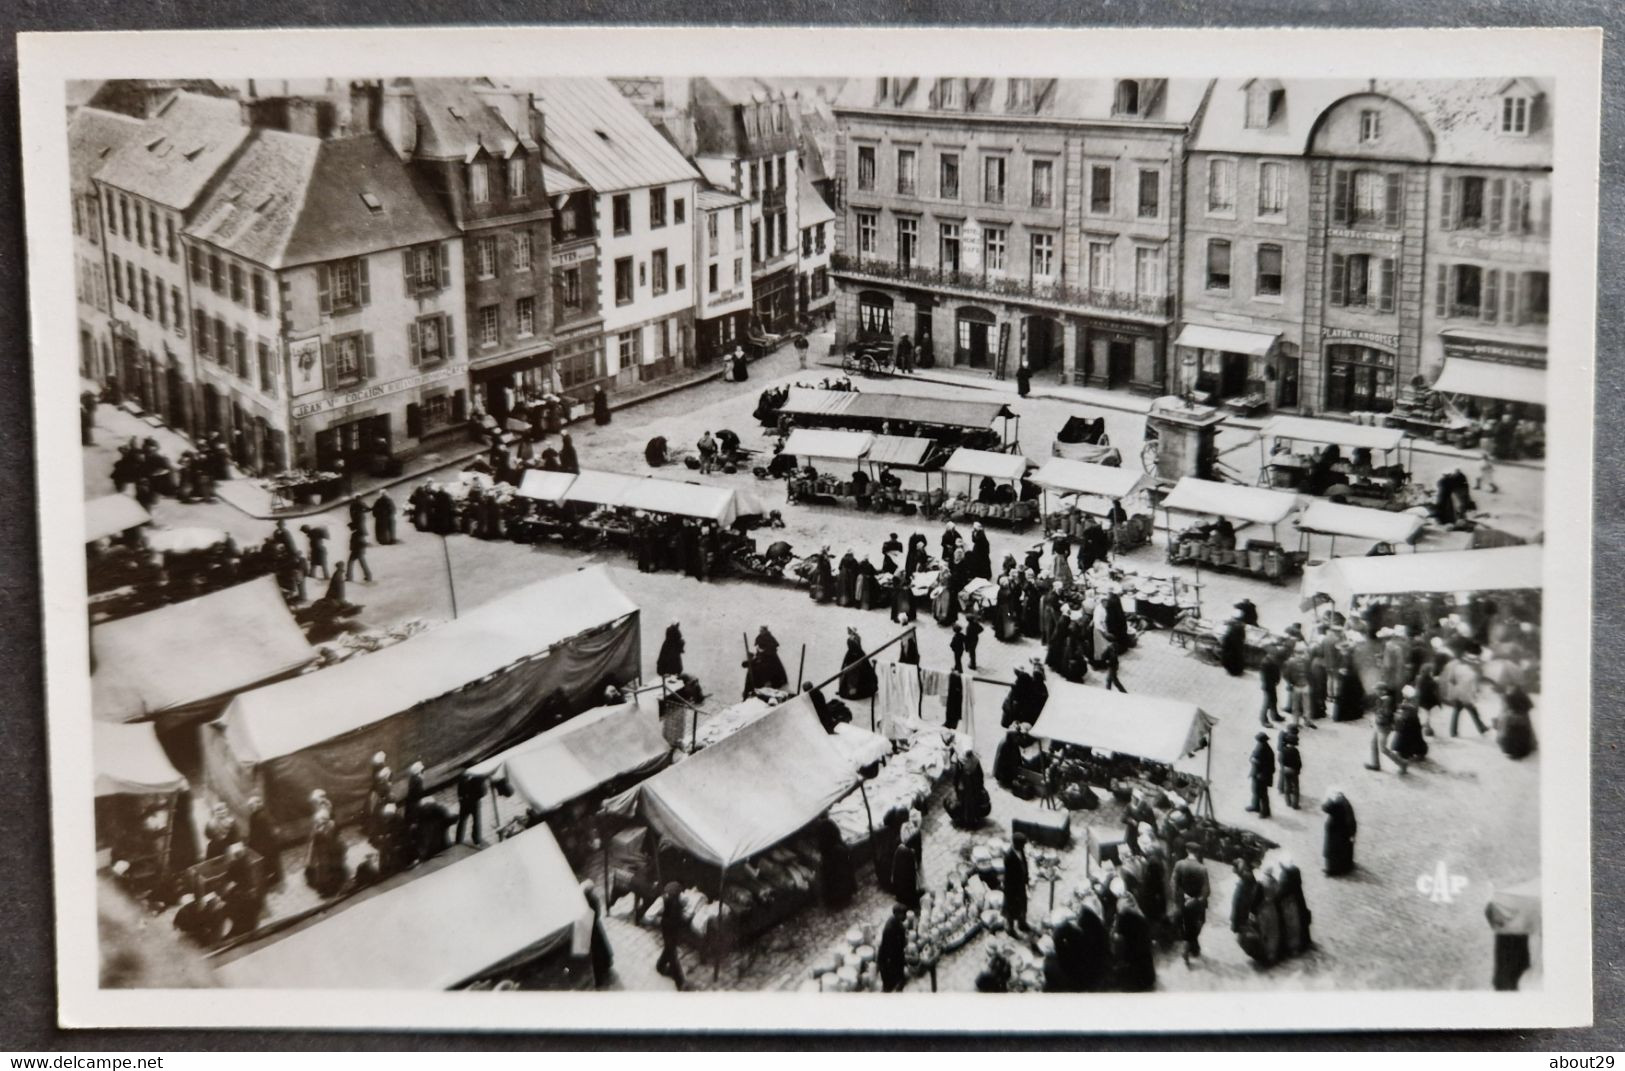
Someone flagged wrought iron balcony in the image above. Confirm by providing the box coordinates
[830,252,1173,320]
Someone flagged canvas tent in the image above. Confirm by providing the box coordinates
[83,493,150,543]
[1259,415,1408,454]
[777,387,859,420]
[603,693,858,868]
[1030,683,1215,768]
[94,722,187,798]
[204,566,640,838]
[1032,458,1149,513]
[1300,544,1544,609]
[620,478,739,525]
[941,448,1029,483]
[91,576,316,726]
[214,824,591,990]
[468,692,672,815]
[1297,500,1425,550]
[516,468,576,503]
[561,469,638,508]
[1161,477,1299,528]
[844,392,1014,431]
[1431,358,1546,406]
[781,428,874,464]
[865,434,936,469]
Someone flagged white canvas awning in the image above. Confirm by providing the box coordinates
[561,469,638,508]
[1031,683,1216,766]
[1300,544,1544,608]
[145,527,229,554]
[1031,459,1149,502]
[1260,415,1408,453]
[865,435,936,469]
[1431,358,1547,405]
[942,448,1029,482]
[1297,500,1425,544]
[1175,323,1279,357]
[93,722,186,798]
[782,428,874,463]
[620,479,738,525]
[1161,477,1298,527]
[83,494,150,543]
[516,469,576,503]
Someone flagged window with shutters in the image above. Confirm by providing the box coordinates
[1257,162,1286,218]
[189,247,206,285]
[213,316,228,365]
[897,149,917,196]
[421,392,452,432]
[614,257,634,305]
[477,305,499,347]
[229,264,245,305]
[1255,244,1283,297]
[470,161,490,205]
[111,255,123,302]
[650,187,667,229]
[1328,252,1394,310]
[329,258,364,310]
[1089,165,1112,214]
[148,209,161,253]
[1205,239,1231,290]
[940,153,960,200]
[1031,159,1054,208]
[166,218,177,261]
[1353,171,1384,224]
[415,314,452,365]
[233,328,249,379]
[139,269,152,319]
[333,333,363,385]
[1137,169,1160,219]
[474,236,499,280]
[1207,158,1236,215]
[172,288,184,335]
[193,311,208,355]
[856,146,876,191]
[857,212,878,255]
[407,245,441,292]
[983,156,1006,204]
[513,231,533,273]
[209,253,225,295]
[1437,264,1485,319]
[652,249,669,296]
[612,194,632,236]
[252,272,270,316]
[984,227,1007,272]
[1457,176,1486,229]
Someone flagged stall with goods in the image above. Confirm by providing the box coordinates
[94,721,194,904]
[505,468,579,543]
[1427,358,1546,460]
[777,387,1017,451]
[204,567,640,840]
[84,493,152,545]
[1300,543,1543,613]
[1032,458,1154,550]
[213,824,593,990]
[1296,499,1426,559]
[937,448,1038,529]
[1160,477,1303,582]
[783,429,877,505]
[1257,416,1415,506]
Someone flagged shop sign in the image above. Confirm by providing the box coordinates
[709,286,746,306]
[288,336,325,397]
[1442,234,1545,258]
[552,245,597,269]
[293,361,468,420]
[1328,227,1402,244]
[1324,328,1399,348]
[1443,340,1546,363]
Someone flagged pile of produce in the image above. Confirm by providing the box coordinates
[807,924,881,993]
[306,618,433,670]
[828,730,953,847]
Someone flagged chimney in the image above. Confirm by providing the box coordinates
[350,81,380,135]
[380,83,418,158]
[328,79,354,136]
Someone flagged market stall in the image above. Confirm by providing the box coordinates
[1032,458,1153,549]
[515,468,576,505]
[1296,499,1426,559]
[938,448,1037,529]
[213,824,593,990]
[94,721,192,898]
[778,388,1017,450]
[84,493,151,544]
[1257,416,1413,506]
[204,566,641,840]
[621,477,740,528]
[1160,478,1303,582]
[1299,543,1544,612]
[783,429,876,506]
[144,527,231,555]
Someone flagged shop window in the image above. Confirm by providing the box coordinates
[422,392,452,431]
[618,329,641,367]
[1325,344,1396,413]
[858,292,893,336]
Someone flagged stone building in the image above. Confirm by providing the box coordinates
[694,185,754,364]
[68,107,142,389]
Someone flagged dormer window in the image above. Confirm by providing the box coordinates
[1244,81,1285,128]
[939,79,964,109]
[1502,95,1530,135]
[875,77,889,104]
[1007,79,1031,110]
[1115,80,1141,117]
[775,102,788,133]
[1359,110,1382,144]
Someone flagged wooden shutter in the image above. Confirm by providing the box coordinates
[317,263,332,314]
[321,339,336,386]
[440,243,452,288]
[1508,180,1526,235]
[1329,253,1346,306]
[451,389,467,422]
[1435,264,1449,316]
[1384,174,1403,228]
[358,258,371,305]
[444,316,456,359]
[403,249,416,294]
[363,332,377,379]
[1482,269,1499,323]
[408,322,420,366]
[1487,178,1505,234]
[1379,258,1396,312]
[1439,177,1454,231]
[1331,169,1350,226]
[406,403,423,438]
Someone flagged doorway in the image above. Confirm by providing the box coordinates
[315,414,393,476]
[956,306,995,368]
[1024,315,1064,373]
[1108,339,1134,388]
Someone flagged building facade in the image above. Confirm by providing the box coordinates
[797,169,836,325]
[830,77,1208,389]
[529,78,700,391]
[381,80,556,426]
[1179,77,1551,417]
[544,167,607,397]
[694,186,753,363]
[184,129,465,475]
[68,107,142,388]
[690,79,803,335]
[94,91,251,433]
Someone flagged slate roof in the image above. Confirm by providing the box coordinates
[408,78,532,161]
[798,170,835,228]
[690,77,800,158]
[185,128,322,268]
[1190,78,1370,155]
[68,107,143,194]
[94,91,249,210]
[521,78,700,193]
[832,77,1211,126]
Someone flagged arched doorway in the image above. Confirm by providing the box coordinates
[955,305,996,369]
[1023,314,1063,373]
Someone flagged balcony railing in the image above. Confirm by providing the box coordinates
[830,253,1173,320]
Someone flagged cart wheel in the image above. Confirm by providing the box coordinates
[1140,440,1160,474]
[861,356,880,376]
[842,352,860,375]
[1127,613,1149,637]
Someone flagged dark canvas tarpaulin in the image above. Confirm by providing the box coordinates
[204,567,640,839]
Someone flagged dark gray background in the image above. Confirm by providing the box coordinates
[1,3,1618,1050]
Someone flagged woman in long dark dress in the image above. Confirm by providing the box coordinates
[812,549,834,603]
[1064,614,1092,683]
[656,623,685,678]
[837,551,859,607]
[946,749,992,829]
[1393,697,1428,760]
[838,628,877,700]
[1321,791,1357,876]
[592,385,611,426]
[1074,902,1111,992]
[1110,892,1156,992]
[944,671,965,732]
[1046,614,1070,674]
[1497,684,1537,759]
[814,817,856,909]
[1333,662,1365,721]
[1276,860,1313,956]
[753,626,789,688]
[992,728,1025,788]
[559,433,580,474]
[579,880,614,986]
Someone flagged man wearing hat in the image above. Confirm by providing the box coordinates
[1172,844,1211,964]
[1277,726,1302,809]
[1246,732,1275,818]
[879,903,909,992]
[1003,834,1032,936]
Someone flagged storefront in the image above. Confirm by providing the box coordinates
[1082,317,1166,393]
[292,359,470,475]
[1433,330,1548,419]
[471,350,554,426]
[855,289,895,341]
[1324,342,1398,414]
[698,308,749,364]
[954,305,997,369]
[552,325,605,404]
[1173,323,1280,403]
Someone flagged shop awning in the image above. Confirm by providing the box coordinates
[620,478,738,525]
[778,388,860,418]
[468,693,672,815]
[1031,682,1215,766]
[1031,458,1149,501]
[1297,500,1425,545]
[145,527,230,554]
[561,469,638,508]
[516,469,576,503]
[1260,415,1408,453]
[83,494,150,543]
[1161,477,1298,526]
[91,576,316,724]
[603,692,859,868]
[93,722,186,798]
[845,392,1014,429]
[866,435,937,469]
[1300,544,1544,608]
[1431,357,1547,405]
[941,448,1029,482]
[1175,323,1279,357]
[782,428,874,463]
[214,824,591,990]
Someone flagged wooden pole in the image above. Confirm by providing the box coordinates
[809,624,918,696]
[713,865,727,984]
[796,645,807,691]
[441,533,458,619]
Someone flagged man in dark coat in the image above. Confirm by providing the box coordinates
[348,494,368,532]
[964,615,983,671]
[1100,639,1126,692]
[657,623,685,678]
[1246,732,1275,818]
[1220,612,1248,676]
[244,795,282,888]
[1321,790,1357,876]
[891,838,920,912]
[455,770,487,847]
[879,904,909,991]
[1003,834,1031,935]
[1278,727,1302,809]
[371,491,398,545]
[949,625,966,673]
[656,882,686,990]
[1172,845,1211,963]
[1259,647,1283,725]
[345,523,373,582]
[301,525,329,579]
[1016,360,1032,398]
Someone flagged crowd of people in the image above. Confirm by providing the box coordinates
[303,751,457,900]
[109,434,232,511]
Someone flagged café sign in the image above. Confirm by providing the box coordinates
[293,361,468,420]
